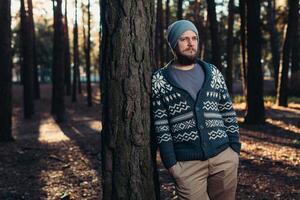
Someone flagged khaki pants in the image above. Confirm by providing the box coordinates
[171,147,239,200]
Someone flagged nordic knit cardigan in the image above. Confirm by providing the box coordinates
[151,59,241,169]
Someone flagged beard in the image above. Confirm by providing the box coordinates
[174,46,198,65]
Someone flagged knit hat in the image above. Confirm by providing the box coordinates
[167,20,199,49]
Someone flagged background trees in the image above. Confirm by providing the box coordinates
[0,0,13,142]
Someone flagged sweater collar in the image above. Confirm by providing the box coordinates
[161,58,211,91]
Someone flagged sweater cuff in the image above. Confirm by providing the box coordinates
[230,142,241,155]
[161,153,177,169]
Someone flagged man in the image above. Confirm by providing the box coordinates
[151,20,241,200]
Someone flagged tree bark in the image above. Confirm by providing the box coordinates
[85,0,92,106]
[244,0,265,124]
[64,0,71,96]
[0,0,14,142]
[155,0,164,67]
[267,0,280,92]
[193,0,207,60]
[27,0,40,99]
[165,0,170,61]
[291,0,299,74]
[72,0,79,102]
[206,0,222,70]
[52,0,65,122]
[226,0,234,95]
[100,0,157,199]
[239,0,247,99]
[177,0,183,19]
[20,0,35,119]
[276,0,299,106]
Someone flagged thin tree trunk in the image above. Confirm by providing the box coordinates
[20,0,35,119]
[155,0,164,67]
[0,0,14,142]
[206,0,222,70]
[85,0,92,106]
[101,0,158,199]
[193,0,206,60]
[239,0,247,98]
[267,0,280,92]
[64,0,71,96]
[276,0,299,106]
[226,0,234,94]
[165,0,170,61]
[27,0,40,99]
[291,0,299,74]
[177,0,183,19]
[52,0,65,122]
[244,0,265,124]
[72,0,79,102]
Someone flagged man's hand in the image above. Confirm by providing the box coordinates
[168,163,177,176]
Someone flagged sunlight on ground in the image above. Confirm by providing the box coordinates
[241,135,299,166]
[38,118,71,142]
[266,118,300,134]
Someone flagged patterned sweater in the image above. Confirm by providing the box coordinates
[151,59,241,169]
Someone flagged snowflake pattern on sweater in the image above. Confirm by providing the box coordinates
[151,60,241,169]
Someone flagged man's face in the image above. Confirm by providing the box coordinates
[175,30,198,65]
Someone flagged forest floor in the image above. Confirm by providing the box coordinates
[0,84,299,200]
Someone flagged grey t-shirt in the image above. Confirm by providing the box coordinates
[169,63,205,100]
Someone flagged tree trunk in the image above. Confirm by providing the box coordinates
[291,0,299,74]
[239,0,247,98]
[72,0,79,102]
[155,0,164,67]
[27,0,40,99]
[226,0,234,95]
[206,0,222,70]
[244,0,265,124]
[20,0,35,119]
[0,0,14,142]
[193,0,206,60]
[64,0,71,96]
[165,0,170,61]
[52,0,65,122]
[177,0,183,19]
[276,0,299,106]
[267,0,280,92]
[100,0,158,199]
[85,0,92,106]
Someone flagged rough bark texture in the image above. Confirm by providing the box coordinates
[20,0,35,119]
[239,0,247,100]
[52,0,65,122]
[64,0,71,96]
[0,0,14,142]
[267,0,280,91]
[244,0,265,124]
[72,0,79,102]
[206,0,222,70]
[226,0,234,95]
[155,0,164,66]
[27,0,40,99]
[100,0,157,199]
[276,0,299,106]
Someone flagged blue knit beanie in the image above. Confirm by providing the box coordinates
[167,20,199,49]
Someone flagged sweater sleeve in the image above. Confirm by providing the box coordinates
[151,73,177,169]
[218,75,241,154]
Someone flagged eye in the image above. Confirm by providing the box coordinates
[192,36,198,41]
